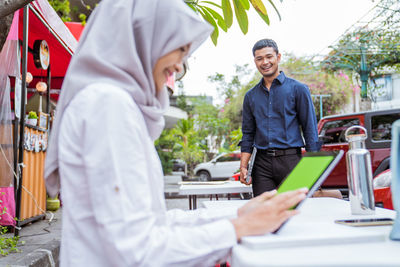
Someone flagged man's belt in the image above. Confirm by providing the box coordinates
[258,148,302,157]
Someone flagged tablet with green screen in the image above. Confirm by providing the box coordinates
[277,154,336,194]
[273,150,344,233]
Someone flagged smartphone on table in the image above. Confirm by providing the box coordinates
[335,218,394,227]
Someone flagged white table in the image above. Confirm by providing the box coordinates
[204,198,400,266]
[178,181,252,209]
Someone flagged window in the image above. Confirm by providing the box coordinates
[216,153,240,162]
[371,113,400,141]
[370,75,393,102]
[319,118,360,144]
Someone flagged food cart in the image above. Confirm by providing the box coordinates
[0,0,77,231]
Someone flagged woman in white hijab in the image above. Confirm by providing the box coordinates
[45,0,307,266]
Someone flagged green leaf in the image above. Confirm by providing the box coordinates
[202,6,227,32]
[200,1,222,9]
[249,0,267,15]
[255,8,269,25]
[199,8,218,30]
[221,0,233,28]
[186,3,198,13]
[233,0,248,34]
[199,9,219,45]
[239,0,250,10]
[267,0,281,20]
[210,29,219,46]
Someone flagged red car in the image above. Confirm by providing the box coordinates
[318,108,400,190]
[373,169,393,210]
[231,172,240,181]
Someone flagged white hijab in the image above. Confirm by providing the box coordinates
[44,0,212,197]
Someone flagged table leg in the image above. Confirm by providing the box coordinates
[193,195,197,209]
[189,195,192,210]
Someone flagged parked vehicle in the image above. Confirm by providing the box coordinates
[373,169,393,210]
[172,159,185,172]
[318,108,400,189]
[231,172,240,181]
[194,152,241,181]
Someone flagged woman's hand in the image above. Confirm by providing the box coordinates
[231,188,308,240]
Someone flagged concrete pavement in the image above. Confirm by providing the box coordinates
[0,210,61,267]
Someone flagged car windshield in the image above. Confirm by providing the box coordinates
[216,153,240,162]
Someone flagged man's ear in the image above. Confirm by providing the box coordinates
[277,53,281,63]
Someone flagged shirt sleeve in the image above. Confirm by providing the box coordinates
[166,206,238,227]
[295,84,321,152]
[241,93,256,153]
[81,88,237,266]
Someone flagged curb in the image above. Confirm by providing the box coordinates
[11,240,60,267]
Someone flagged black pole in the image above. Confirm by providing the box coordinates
[46,65,51,115]
[13,118,18,188]
[15,5,29,237]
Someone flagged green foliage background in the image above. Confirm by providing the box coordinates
[282,55,355,118]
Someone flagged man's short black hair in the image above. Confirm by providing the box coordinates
[252,39,279,56]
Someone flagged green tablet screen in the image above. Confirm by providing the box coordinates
[277,155,334,194]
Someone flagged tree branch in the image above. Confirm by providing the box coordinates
[0,0,34,18]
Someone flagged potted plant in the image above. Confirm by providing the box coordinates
[27,111,38,126]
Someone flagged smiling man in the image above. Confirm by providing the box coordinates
[239,39,320,196]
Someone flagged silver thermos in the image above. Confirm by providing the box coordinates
[345,125,375,215]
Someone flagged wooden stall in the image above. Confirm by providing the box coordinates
[19,125,47,222]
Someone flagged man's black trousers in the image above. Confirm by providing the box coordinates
[252,149,302,197]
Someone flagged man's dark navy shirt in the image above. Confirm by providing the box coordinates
[241,71,320,153]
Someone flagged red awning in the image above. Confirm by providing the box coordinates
[11,2,81,104]
[65,22,84,41]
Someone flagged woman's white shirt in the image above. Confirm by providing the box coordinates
[58,84,237,267]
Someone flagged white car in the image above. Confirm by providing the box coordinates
[194,152,241,181]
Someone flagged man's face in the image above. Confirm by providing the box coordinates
[254,47,281,78]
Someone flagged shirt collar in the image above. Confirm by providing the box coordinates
[259,71,286,88]
[275,71,286,84]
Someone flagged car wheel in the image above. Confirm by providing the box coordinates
[198,171,211,182]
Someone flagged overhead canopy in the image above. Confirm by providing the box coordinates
[65,22,84,42]
[16,0,78,102]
